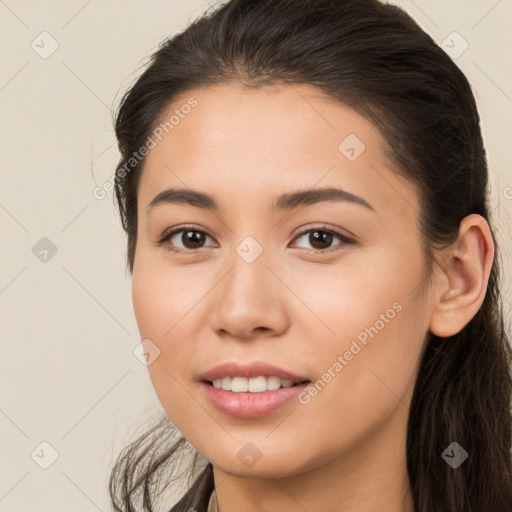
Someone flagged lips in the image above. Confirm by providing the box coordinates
[200,360,310,384]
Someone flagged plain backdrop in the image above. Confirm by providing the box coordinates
[1,1,511,511]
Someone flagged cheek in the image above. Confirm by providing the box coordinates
[288,298,426,468]
[132,267,201,429]
[290,246,428,405]
[287,244,423,340]
[131,249,205,337]
[131,256,210,398]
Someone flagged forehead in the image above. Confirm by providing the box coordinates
[146,82,380,162]
[137,82,418,223]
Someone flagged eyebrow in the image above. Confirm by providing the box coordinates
[146,186,375,214]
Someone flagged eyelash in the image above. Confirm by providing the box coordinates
[153,224,355,255]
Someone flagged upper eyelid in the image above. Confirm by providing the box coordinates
[160,225,216,244]
[290,227,353,250]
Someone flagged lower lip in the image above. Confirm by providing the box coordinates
[200,381,310,419]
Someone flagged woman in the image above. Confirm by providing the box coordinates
[109,0,512,511]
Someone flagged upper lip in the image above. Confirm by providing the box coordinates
[200,361,310,383]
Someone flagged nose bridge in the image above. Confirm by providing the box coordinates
[212,232,289,338]
[224,234,273,309]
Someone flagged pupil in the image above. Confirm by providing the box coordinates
[310,230,332,249]
[184,230,205,249]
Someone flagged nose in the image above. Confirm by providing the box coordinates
[212,246,290,340]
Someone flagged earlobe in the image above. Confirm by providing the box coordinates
[429,214,494,338]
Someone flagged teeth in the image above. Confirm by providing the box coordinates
[211,376,298,392]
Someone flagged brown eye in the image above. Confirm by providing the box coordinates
[176,229,208,249]
[156,227,216,253]
[307,230,334,250]
[155,225,353,255]
[292,227,353,252]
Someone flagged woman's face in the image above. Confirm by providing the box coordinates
[132,83,433,478]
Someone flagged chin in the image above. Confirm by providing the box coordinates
[207,447,310,479]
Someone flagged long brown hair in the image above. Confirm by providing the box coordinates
[109,0,512,510]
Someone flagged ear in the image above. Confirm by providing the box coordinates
[429,214,495,338]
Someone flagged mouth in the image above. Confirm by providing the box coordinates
[203,376,311,393]
[200,378,312,419]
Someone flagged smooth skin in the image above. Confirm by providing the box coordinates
[131,83,494,512]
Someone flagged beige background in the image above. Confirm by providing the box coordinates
[1,1,511,511]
